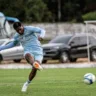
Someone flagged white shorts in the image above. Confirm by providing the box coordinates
[24,52,43,64]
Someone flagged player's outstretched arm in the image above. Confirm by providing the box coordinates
[0,41,15,51]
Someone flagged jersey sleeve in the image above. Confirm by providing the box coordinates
[27,26,46,38]
[0,42,15,51]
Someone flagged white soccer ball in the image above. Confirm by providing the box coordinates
[84,73,96,85]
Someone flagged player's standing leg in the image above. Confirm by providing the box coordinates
[21,53,42,92]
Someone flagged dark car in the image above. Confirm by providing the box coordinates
[42,34,96,63]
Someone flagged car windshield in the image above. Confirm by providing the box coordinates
[49,35,72,44]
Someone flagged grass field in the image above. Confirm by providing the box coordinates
[0,68,96,96]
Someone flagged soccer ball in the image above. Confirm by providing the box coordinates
[83,73,96,85]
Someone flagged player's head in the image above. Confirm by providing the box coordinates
[13,22,24,35]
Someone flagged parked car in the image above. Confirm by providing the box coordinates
[0,39,23,63]
[42,34,96,63]
[1,34,96,63]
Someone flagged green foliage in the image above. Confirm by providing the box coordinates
[62,2,76,21]
[83,11,96,20]
[0,0,26,21]
[0,0,52,22]
[0,0,96,22]
[86,0,96,4]
[25,0,52,22]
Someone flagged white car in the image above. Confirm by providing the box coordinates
[0,39,24,63]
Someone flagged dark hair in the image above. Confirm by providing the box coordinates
[13,22,21,30]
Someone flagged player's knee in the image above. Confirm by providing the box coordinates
[25,53,31,58]
[25,53,34,64]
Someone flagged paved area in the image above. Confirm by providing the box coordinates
[0,62,96,69]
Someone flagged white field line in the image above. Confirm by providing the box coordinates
[0,62,96,69]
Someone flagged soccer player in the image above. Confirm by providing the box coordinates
[0,22,45,92]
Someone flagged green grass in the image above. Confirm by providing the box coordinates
[0,68,96,96]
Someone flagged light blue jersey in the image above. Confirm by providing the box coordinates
[14,26,45,56]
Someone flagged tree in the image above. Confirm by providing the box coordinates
[0,0,52,22]
[0,0,26,21]
[25,0,52,22]
[0,0,96,22]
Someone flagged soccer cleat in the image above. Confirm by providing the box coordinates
[21,82,29,92]
[33,62,43,70]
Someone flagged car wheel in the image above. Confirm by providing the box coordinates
[42,60,47,63]
[0,54,3,61]
[59,52,69,63]
[70,58,77,62]
[90,50,96,61]
[13,59,21,63]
